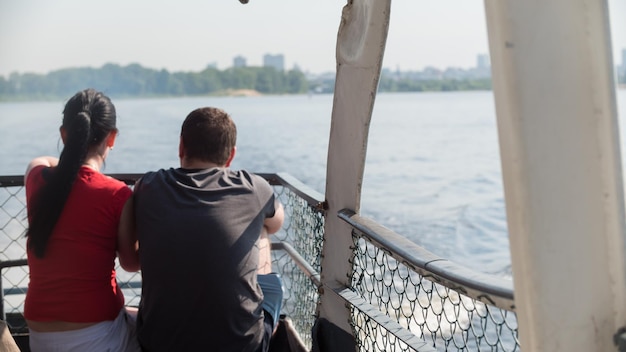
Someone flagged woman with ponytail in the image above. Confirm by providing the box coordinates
[23,89,140,351]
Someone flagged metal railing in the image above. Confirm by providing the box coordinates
[340,209,519,351]
[0,173,326,350]
[1,173,518,351]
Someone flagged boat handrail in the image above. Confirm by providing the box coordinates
[0,172,326,205]
[271,242,322,289]
[0,172,326,350]
[0,244,318,313]
[257,172,326,210]
[338,208,515,311]
[1,172,519,350]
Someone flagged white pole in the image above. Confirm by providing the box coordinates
[318,0,391,340]
[484,0,626,350]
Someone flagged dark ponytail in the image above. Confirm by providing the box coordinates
[27,89,117,258]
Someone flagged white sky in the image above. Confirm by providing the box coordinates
[0,0,624,77]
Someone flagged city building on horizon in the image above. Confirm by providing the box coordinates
[380,53,493,81]
[477,54,490,70]
[263,54,285,71]
[233,55,247,68]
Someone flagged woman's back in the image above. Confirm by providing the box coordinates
[25,165,131,323]
[23,89,140,351]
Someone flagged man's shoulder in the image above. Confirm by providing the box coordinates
[135,168,175,189]
[236,169,263,179]
[235,170,272,188]
[143,168,175,179]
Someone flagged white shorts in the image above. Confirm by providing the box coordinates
[29,308,140,352]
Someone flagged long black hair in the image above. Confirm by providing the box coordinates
[27,89,117,258]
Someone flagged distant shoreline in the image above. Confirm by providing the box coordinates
[2,86,625,103]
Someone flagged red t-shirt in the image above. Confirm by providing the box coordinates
[24,165,132,322]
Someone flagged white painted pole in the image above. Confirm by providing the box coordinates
[318,0,391,339]
[484,0,626,350]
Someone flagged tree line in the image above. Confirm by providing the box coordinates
[0,63,309,101]
[0,63,520,101]
[1,62,623,102]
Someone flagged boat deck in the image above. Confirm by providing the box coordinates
[0,173,518,351]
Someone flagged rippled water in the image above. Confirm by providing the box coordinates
[2,90,625,276]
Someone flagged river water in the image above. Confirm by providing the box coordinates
[2,90,625,276]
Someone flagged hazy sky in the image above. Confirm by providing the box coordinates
[0,0,624,77]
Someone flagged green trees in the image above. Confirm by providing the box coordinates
[2,59,624,102]
[0,62,513,101]
[0,64,309,101]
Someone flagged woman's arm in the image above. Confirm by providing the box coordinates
[24,156,58,183]
[117,196,140,272]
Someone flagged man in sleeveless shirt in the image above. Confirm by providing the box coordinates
[133,107,285,352]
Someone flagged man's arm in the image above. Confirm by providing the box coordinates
[263,200,284,234]
[258,200,284,274]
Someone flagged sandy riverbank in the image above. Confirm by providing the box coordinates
[213,89,263,97]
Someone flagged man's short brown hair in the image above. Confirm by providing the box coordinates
[180,107,237,165]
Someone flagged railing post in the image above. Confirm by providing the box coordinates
[316,0,391,350]
[484,0,626,350]
[0,266,4,321]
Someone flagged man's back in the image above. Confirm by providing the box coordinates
[134,167,277,351]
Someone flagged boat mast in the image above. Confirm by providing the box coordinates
[316,0,391,347]
[484,0,626,350]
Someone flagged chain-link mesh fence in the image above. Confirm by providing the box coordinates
[343,210,519,351]
[0,180,29,335]
[2,174,519,351]
[0,174,325,350]
[264,179,325,349]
